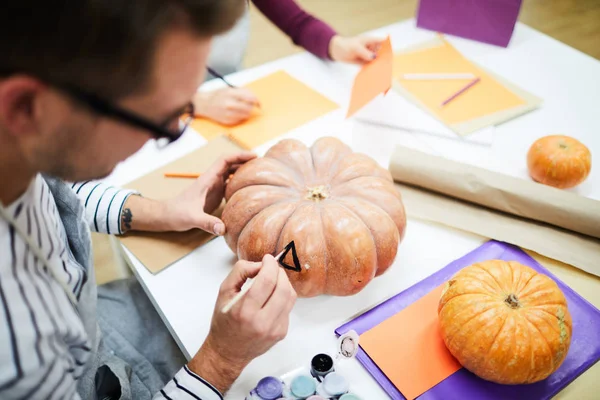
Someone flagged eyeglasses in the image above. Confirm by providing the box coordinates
[0,68,194,145]
[60,84,194,145]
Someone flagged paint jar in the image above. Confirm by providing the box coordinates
[290,375,317,398]
[306,396,327,400]
[310,353,334,381]
[250,376,285,400]
[339,394,362,400]
[316,372,349,398]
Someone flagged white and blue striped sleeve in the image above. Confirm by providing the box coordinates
[70,181,138,235]
[154,365,223,400]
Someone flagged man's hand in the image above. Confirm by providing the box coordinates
[194,87,260,126]
[329,35,383,64]
[188,255,297,394]
[121,152,256,235]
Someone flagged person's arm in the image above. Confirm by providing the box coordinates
[252,0,337,60]
[251,0,382,64]
[70,152,256,237]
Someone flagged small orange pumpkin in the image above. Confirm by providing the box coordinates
[527,135,591,189]
[438,260,572,384]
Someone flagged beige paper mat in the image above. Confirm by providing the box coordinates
[119,135,245,274]
[392,36,542,135]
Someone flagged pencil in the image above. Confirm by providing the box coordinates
[221,248,287,314]
[205,66,261,109]
[440,77,481,107]
[163,172,201,179]
[206,66,235,88]
[402,73,476,80]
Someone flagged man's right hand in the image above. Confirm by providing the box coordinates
[187,254,297,394]
[193,87,260,126]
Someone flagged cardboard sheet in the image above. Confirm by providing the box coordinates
[119,135,245,274]
[336,240,600,400]
[388,145,600,277]
[392,37,542,135]
[416,0,522,48]
[190,70,339,149]
[346,36,393,118]
[359,284,461,400]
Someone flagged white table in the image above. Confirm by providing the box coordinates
[103,19,600,399]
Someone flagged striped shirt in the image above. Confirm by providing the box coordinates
[0,175,223,399]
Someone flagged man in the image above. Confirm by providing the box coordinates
[0,1,297,399]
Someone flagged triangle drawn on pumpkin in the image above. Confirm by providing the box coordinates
[277,240,302,272]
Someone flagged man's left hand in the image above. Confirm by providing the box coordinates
[121,152,256,235]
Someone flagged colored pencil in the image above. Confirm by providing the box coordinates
[221,247,287,314]
[163,172,201,179]
[440,77,481,107]
[402,73,476,80]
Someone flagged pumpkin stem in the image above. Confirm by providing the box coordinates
[306,186,329,201]
[559,143,568,149]
[505,293,521,309]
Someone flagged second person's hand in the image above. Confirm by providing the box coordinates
[194,87,260,126]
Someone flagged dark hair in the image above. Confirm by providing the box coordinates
[1,1,245,99]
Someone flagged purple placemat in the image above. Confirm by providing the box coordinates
[335,240,600,399]
[416,0,523,48]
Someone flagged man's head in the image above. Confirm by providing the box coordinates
[0,0,245,181]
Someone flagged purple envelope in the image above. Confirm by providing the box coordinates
[336,240,600,399]
[416,0,523,47]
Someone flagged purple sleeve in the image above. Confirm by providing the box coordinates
[251,0,338,60]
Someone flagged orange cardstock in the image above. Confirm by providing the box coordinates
[190,70,339,148]
[359,284,462,400]
[393,38,526,125]
[346,36,393,118]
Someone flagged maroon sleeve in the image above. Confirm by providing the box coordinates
[251,0,338,60]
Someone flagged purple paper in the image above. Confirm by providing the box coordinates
[335,240,600,399]
[416,0,523,47]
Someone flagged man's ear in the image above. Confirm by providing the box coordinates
[0,76,46,138]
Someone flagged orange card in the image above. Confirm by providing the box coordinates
[359,284,462,400]
[346,36,393,118]
[393,38,526,125]
[190,70,339,149]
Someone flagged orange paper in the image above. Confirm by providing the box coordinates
[190,70,339,148]
[346,36,393,118]
[393,38,526,125]
[359,284,462,400]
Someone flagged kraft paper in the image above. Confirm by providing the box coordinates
[389,145,600,277]
[119,135,245,274]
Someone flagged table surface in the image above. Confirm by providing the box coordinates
[104,19,600,399]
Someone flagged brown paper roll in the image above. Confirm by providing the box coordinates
[389,146,600,239]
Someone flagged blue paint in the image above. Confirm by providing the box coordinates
[322,372,349,396]
[290,375,317,398]
[339,394,362,400]
[254,376,284,400]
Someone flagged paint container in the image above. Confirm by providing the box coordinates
[310,353,334,381]
[290,375,317,398]
[339,394,362,400]
[250,376,285,400]
[316,372,349,398]
[306,396,327,400]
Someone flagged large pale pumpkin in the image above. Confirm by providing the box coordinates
[527,135,591,189]
[438,260,572,384]
[222,137,406,297]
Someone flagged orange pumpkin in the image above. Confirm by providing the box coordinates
[222,137,406,297]
[527,135,591,189]
[438,260,572,384]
